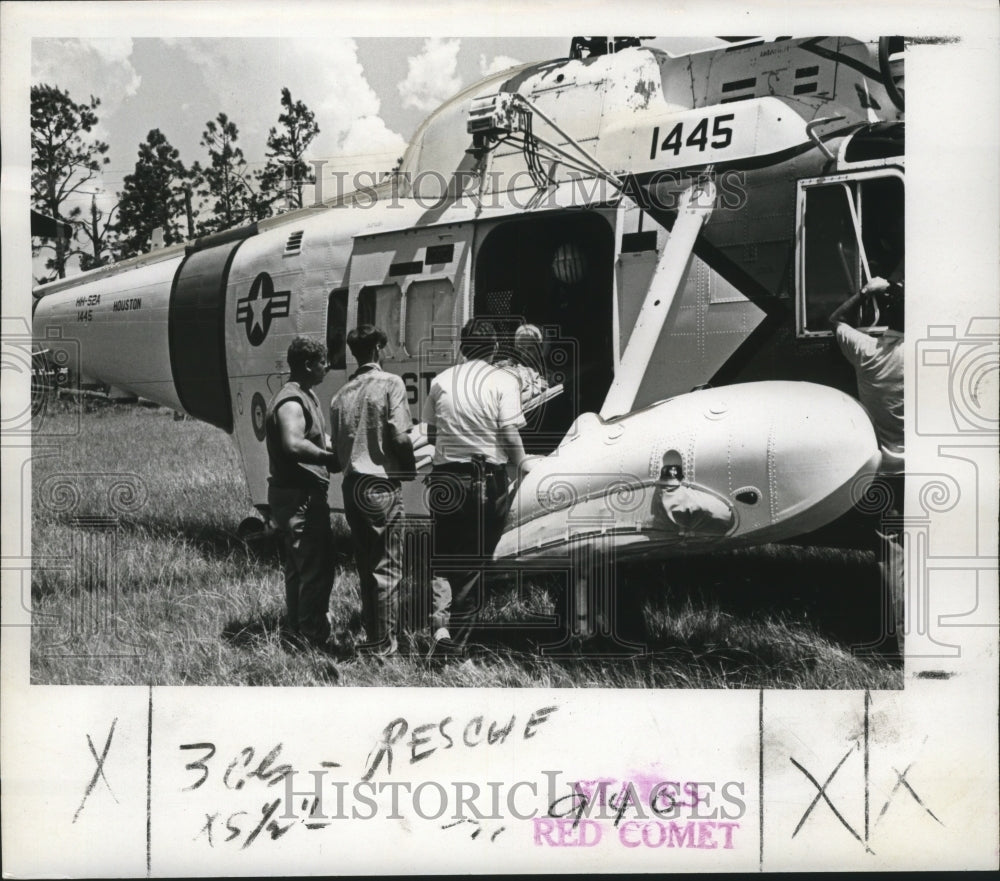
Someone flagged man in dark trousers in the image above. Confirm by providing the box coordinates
[422,319,536,662]
[265,336,339,649]
[830,275,905,653]
[329,325,416,657]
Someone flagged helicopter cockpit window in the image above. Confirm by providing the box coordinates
[796,172,904,337]
[405,279,456,358]
[357,284,403,359]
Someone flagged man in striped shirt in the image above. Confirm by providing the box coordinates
[329,325,416,657]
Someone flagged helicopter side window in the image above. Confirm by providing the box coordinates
[796,173,904,337]
[357,284,403,359]
[326,288,348,370]
[404,279,457,358]
[798,183,859,336]
[860,176,905,284]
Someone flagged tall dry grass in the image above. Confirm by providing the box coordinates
[30,400,902,689]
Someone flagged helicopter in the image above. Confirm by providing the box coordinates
[32,35,904,595]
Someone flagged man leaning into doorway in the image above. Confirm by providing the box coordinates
[329,325,416,657]
[830,274,905,654]
[422,319,536,662]
[265,336,338,649]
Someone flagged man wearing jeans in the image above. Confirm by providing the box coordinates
[265,337,339,649]
[422,319,535,661]
[329,325,416,656]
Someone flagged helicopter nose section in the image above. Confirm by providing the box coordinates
[784,386,876,498]
[735,382,882,538]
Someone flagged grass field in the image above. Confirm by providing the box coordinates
[30,398,902,688]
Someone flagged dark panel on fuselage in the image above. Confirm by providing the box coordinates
[169,240,245,432]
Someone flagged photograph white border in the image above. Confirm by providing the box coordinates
[2,1,997,874]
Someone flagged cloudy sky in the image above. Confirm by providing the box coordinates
[31,36,722,220]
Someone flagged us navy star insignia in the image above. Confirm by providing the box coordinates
[236,272,290,346]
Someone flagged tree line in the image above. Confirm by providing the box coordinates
[31,84,320,282]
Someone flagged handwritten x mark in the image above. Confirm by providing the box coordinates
[876,761,943,827]
[791,748,874,855]
[73,718,119,823]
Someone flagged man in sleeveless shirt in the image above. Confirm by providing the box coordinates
[329,325,416,657]
[265,337,339,648]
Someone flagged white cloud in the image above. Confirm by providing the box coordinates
[32,38,141,159]
[164,38,406,171]
[85,37,137,66]
[479,54,523,77]
[398,38,461,112]
[339,116,407,165]
[289,39,386,153]
[31,38,413,220]
[309,116,408,200]
[33,38,141,108]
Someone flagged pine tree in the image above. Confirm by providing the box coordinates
[260,87,320,212]
[30,84,110,279]
[195,112,268,234]
[78,195,119,271]
[115,128,191,259]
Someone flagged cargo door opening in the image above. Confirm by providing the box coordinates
[474,211,615,453]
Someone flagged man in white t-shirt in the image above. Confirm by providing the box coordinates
[422,319,535,660]
[830,275,905,654]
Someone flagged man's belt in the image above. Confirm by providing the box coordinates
[431,460,505,474]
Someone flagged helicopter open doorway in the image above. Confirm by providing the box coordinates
[473,210,616,453]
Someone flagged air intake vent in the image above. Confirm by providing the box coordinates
[389,261,423,277]
[284,230,304,255]
[425,243,455,265]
